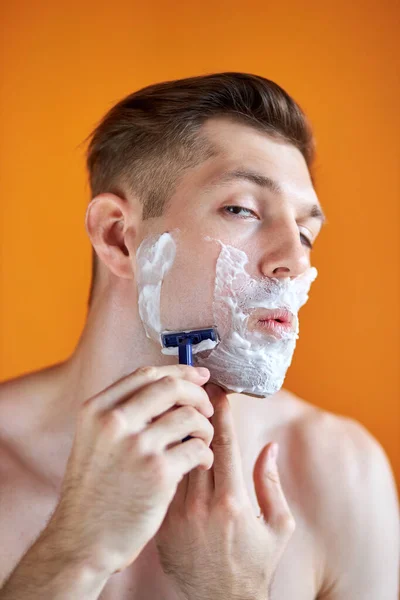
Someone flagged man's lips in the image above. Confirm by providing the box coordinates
[247,308,295,338]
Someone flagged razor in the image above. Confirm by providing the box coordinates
[161,326,219,366]
[161,326,219,442]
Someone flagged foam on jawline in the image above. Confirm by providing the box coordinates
[136,232,317,397]
[194,239,317,396]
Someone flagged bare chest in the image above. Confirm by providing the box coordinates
[102,434,321,600]
[98,529,319,600]
[0,400,322,599]
[0,470,320,600]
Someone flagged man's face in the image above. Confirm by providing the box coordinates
[135,117,324,395]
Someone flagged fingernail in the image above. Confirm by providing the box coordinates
[269,443,279,467]
[197,367,210,377]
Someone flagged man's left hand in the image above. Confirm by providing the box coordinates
[154,383,296,600]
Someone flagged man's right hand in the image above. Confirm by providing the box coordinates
[47,365,214,579]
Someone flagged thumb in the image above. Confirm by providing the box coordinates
[253,443,295,535]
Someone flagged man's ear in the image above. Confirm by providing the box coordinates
[85,192,141,280]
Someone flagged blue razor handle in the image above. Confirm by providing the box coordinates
[178,339,193,366]
[161,328,218,443]
[179,340,193,441]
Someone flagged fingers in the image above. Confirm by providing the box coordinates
[85,364,210,412]
[253,443,296,536]
[167,437,214,478]
[116,377,214,434]
[206,383,246,498]
[143,405,214,452]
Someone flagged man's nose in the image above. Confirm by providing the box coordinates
[258,218,310,279]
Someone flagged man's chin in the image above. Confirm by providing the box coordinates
[194,337,295,398]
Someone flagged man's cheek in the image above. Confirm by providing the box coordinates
[136,230,219,346]
[159,243,217,333]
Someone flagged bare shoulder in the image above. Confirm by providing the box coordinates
[280,389,399,596]
[0,368,66,588]
[279,387,395,478]
[0,362,68,490]
[0,363,64,441]
[274,388,399,528]
[0,363,62,399]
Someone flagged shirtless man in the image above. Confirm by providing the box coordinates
[0,72,398,600]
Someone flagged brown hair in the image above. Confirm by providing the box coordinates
[85,72,316,304]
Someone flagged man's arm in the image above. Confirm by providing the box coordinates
[316,417,399,600]
[0,523,109,599]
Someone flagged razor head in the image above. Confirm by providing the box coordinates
[161,326,219,349]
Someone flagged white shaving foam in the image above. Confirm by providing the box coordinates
[136,232,317,397]
[161,338,218,356]
[136,233,176,342]
[193,241,317,396]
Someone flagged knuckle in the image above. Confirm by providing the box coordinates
[98,408,126,435]
[196,385,209,400]
[206,420,214,437]
[162,375,180,390]
[134,366,155,379]
[200,420,214,446]
[276,512,296,534]
[212,432,232,447]
[128,436,169,477]
[146,453,171,484]
[189,439,213,469]
[217,495,242,518]
[264,470,281,485]
[127,432,148,456]
[79,397,96,421]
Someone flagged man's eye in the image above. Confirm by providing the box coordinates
[223,206,258,219]
[224,206,314,249]
[300,233,313,250]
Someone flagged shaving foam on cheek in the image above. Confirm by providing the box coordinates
[136,232,317,397]
[161,338,217,355]
[193,241,317,397]
[136,233,177,343]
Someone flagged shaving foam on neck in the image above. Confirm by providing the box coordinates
[193,241,317,397]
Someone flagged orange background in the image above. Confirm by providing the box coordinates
[1,1,399,489]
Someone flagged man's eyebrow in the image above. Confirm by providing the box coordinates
[206,168,326,224]
[209,168,282,194]
[308,203,326,224]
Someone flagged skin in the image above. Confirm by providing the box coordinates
[0,117,398,599]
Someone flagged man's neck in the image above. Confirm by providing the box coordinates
[47,282,282,442]
[56,283,176,416]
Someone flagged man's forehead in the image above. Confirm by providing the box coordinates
[199,119,316,187]
[203,166,312,196]
[202,116,309,166]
